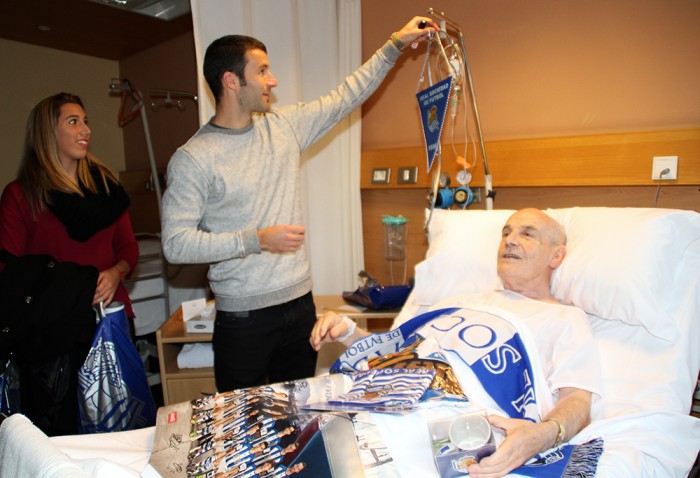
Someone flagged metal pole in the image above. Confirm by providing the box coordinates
[427,8,494,209]
[138,105,162,215]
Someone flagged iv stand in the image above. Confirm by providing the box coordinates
[427,8,494,210]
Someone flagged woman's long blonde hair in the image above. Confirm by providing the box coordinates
[18,92,119,216]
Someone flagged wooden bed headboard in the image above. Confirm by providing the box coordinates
[361,128,700,286]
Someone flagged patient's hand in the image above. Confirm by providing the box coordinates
[309,311,345,351]
[310,311,368,351]
[467,415,556,478]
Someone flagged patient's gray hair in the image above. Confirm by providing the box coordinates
[543,212,567,246]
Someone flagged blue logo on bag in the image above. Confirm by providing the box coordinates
[77,302,156,433]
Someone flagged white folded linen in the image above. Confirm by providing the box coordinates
[176,342,214,369]
[0,414,87,478]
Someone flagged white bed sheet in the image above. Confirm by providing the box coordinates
[380,239,700,477]
[384,292,700,477]
[49,426,155,477]
[0,414,154,478]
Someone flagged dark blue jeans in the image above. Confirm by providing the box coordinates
[212,292,318,393]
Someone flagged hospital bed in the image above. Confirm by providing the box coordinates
[386,207,700,476]
[1,206,698,477]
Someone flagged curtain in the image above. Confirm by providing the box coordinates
[190,0,363,294]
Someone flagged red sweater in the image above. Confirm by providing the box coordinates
[0,180,139,317]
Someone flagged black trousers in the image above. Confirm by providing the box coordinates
[213,292,318,393]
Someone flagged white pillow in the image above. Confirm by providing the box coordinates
[548,207,700,341]
[413,207,700,341]
[414,209,515,305]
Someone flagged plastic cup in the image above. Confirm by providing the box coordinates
[448,414,492,451]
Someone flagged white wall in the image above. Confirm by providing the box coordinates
[0,38,124,189]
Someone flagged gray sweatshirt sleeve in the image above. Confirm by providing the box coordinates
[161,147,261,264]
[281,40,402,150]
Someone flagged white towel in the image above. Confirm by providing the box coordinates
[176,342,214,369]
[0,414,87,478]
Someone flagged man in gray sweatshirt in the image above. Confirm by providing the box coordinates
[161,17,439,393]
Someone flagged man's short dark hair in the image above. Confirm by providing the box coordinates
[203,35,267,102]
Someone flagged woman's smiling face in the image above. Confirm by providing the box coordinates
[56,102,91,169]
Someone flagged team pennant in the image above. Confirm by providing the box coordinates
[416,76,454,172]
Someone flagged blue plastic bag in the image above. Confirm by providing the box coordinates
[76,302,156,433]
[342,284,412,310]
[342,270,412,310]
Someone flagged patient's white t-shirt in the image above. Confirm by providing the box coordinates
[415,289,602,403]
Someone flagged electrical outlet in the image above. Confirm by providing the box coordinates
[651,156,678,180]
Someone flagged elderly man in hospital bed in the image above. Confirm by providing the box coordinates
[310,208,601,478]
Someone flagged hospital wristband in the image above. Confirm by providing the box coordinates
[336,316,357,343]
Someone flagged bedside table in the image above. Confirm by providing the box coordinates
[155,306,216,406]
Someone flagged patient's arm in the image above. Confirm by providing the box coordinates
[467,387,592,478]
[309,311,370,351]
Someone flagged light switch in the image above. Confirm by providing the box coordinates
[397,166,418,184]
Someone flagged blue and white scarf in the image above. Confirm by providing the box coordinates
[332,307,544,419]
[331,306,602,477]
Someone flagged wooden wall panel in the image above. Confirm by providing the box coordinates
[361,129,700,189]
[360,129,700,286]
[119,169,161,234]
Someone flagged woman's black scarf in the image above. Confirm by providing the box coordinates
[48,167,131,242]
